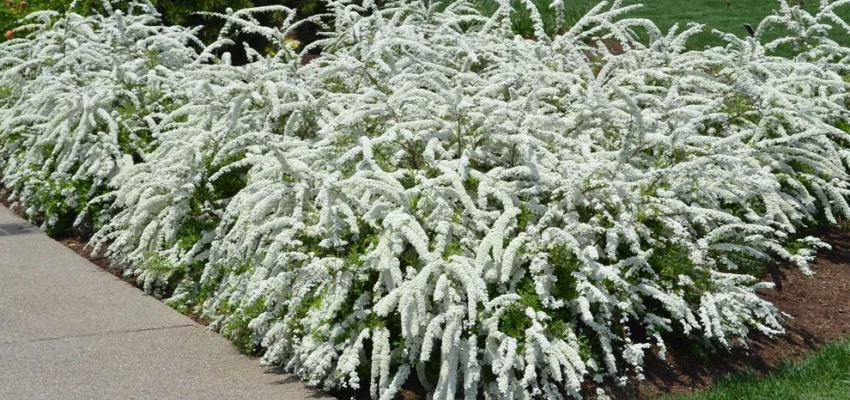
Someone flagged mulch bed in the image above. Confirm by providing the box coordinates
[2,188,848,399]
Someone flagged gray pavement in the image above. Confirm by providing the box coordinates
[0,205,331,400]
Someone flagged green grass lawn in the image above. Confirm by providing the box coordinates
[568,0,850,49]
[657,341,850,400]
[477,0,850,49]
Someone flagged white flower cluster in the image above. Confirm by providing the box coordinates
[2,0,850,398]
[0,1,200,233]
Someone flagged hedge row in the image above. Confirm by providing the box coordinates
[2,1,850,399]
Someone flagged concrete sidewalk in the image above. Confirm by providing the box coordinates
[0,205,330,400]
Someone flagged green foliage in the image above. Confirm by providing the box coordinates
[139,252,186,295]
[463,175,480,194]
[650,243,699,280]
[548,244,580,301]
[499,278,540,340]
[220,296,267,354]
[472,0,576,39]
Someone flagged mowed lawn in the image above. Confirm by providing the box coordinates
[560,0,850,49]
[660,341,850,400]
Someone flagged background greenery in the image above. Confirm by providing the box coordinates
[1,0,70,34]
[147,0,324,45]
[5,1,850,50]
[474,0,850,48]
[572,0,850,48]
[1,0,324,64]
[1,0,323,44]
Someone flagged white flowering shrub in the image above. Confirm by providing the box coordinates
[3,0,850,399]
[90,4,315,297]
[0,1,201,233]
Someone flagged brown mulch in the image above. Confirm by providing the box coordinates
[600,39,625,56]
[59,237,115,272]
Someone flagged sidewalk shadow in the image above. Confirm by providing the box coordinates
[267,371,335,398]
[0,223,41,237]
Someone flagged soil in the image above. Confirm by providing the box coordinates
[59,237,118,275]
[600,39,625,56]
[2,188,848,399]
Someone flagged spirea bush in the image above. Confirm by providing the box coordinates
[2,0,850,398]
[0,1,202,233]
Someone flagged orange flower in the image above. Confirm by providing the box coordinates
[5,30,14,40]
